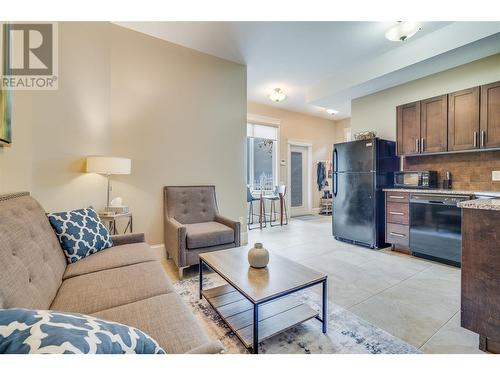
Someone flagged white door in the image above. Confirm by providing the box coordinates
[289,145,310,216]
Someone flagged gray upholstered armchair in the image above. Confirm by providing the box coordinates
[163,186,241,278]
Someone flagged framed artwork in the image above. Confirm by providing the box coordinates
[1,22,12,146]
[0,89,12,146]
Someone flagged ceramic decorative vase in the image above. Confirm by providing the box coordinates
[248,242,269,268]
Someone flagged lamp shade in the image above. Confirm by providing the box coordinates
[86,156,131,175]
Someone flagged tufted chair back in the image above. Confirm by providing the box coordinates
[0,192,67,309]
[164,186,219,224]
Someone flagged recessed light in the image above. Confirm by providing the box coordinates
[326,109,339,115]
[269,88,287,103]
[385,22,422,42]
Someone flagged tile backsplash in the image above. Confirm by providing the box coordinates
[403,150,500,192]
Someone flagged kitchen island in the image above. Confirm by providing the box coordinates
[458,198,500,354]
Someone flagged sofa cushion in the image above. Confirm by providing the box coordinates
[185,222,234,250]
[92,293,214,354]
[0,193,67,310]
[63,242,159,280]
[0,308,166,354]
[50,262,174,314]
[47,208,113,264]
[164,186,217,224]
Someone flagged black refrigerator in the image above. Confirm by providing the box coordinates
[332,138,399,248]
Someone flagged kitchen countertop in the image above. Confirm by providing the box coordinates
[383,188,476,195]
[458,198,500,211]
[384,188,500,210]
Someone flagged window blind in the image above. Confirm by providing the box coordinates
[247,123,278,141]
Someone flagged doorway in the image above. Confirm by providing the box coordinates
[288,143,311,217]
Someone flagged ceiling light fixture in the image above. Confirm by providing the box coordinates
[385,22,422,42]
[269,88,287,103]
[326,109,339,115]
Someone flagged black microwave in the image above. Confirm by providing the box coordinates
[394,171,438,189]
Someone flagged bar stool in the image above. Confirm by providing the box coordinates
[264,185,288,227]
[247,186,265,230]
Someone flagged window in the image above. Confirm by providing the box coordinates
[247,123,278,191]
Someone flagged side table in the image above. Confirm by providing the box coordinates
[99,212,133,235]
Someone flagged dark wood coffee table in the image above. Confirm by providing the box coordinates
[199,248,328,354]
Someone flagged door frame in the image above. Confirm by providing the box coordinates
[287,140,313,217]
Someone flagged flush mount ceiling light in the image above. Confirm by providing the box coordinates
[269,88,287,103]
[385,22,422,42]
[326,108,339,115]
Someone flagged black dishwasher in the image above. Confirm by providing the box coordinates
[409,194,470,267]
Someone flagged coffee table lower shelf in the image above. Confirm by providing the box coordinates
[202,284,318,349]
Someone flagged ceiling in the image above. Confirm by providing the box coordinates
[116,21,500,120]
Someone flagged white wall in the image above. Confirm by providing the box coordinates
[351,53,500,140]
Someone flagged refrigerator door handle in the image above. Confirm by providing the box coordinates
[333,148,338,197]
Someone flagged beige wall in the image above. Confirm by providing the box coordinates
[334,118,351,144]
[0,91,33,194]
[247,102,336,211]
[0,23,110,210]
[109,25,247,244]
[0,22,247,246]
[351,53,500,140]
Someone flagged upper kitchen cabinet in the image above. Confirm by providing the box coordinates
[480,81,500,149]
[420,95,448,153]
[396,101,420,156]
[448,87,480,151]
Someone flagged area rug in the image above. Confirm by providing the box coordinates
[173,273,420,354]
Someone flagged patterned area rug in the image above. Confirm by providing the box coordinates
[173,273,420,354]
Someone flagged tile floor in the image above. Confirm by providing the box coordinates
[162,215,483,354]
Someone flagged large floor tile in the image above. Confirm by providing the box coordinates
[271,242,335,261]
[349,291,454,348]
[420,313,483,354]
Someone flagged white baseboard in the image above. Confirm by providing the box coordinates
[241,230,248,245]
[151,243,167,260]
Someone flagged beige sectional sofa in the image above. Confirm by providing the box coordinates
[0,192,223,354]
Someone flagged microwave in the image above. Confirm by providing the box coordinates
[394,171,438,189]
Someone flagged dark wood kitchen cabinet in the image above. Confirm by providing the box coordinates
[395,80,500,156]
[480,80,500,149]
[397,96,447,156]
[396,102,420,156]
[385,192,410,253]
[420,94,448,153]
[448,87,480,151]
[461,207,500,353]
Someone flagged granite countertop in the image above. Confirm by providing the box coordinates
[458,198,500,211]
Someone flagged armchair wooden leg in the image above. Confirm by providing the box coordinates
[178,266,188,280]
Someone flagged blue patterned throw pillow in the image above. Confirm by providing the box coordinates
[0,309,166,354]
[47,207,113,263]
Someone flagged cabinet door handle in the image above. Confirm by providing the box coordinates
[415,138,420,153]
[481,131,486,148]
[421,138,425,152]
[388,195,405,199]
[390,232,406,237]
[473,131,478,148]
[389,211,404,215]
